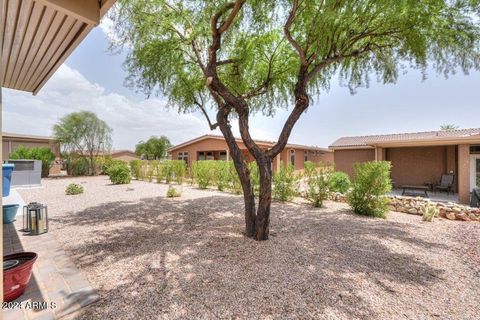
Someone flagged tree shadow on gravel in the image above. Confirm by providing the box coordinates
[52,196,447,319]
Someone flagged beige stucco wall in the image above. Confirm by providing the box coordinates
[387,146,449,188]
[333,144,474,204]
[333,149,376,179]
[112,153,140,162]
[458,144,471,204]
[170,138,331,172]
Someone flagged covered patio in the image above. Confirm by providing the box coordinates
[331,128,480,205]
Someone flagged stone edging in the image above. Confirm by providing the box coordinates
[330,192,480,222]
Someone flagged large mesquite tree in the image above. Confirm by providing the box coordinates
[112,0,479,240]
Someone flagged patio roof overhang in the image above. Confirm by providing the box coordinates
[0,0,116,94]
[330,136,480,150]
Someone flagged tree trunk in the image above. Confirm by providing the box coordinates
[254,157,272,240]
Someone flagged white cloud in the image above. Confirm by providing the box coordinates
[2,64,212,149]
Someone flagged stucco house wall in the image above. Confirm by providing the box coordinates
[333,149,375,179]
[169,135,332,172]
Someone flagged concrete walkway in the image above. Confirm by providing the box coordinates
[3,191,99,320]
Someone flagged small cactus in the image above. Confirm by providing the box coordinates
[421,202,439,222]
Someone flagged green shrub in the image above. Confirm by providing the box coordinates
[421,202,439,222]
[191,160,217,189]
[273,162,300,201]
[71,158,89,176]
[248,162,260,195]
[107,163,132,184]
[145,160,157,182]
[214,161,230,191]
[329,172,351,194]
[138,161,148,180]
[161,161,174,183]
[304,165,331,208]
[130,160,142,179]
[166,185,181,197]
[103,158,124,175]
[228,161,243,194]
[10,145,56,177]
[65,183,84,195]
[347,161,392,218]
[171,160,187,184]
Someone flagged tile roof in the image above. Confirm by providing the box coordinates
[168,134,330,152]
[330,128,480,148]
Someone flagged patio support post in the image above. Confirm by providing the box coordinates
[457,144,471,204]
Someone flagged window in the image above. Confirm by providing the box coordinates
[290,149,295,167]
[177,152,189,164]
[219,151,227,161]
[206,152,214,160]
[304,151,308,163]
[198,151,205,160]
[471,145,480,154]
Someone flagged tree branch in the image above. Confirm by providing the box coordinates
[193,95,219,130]
[284,0,307,65]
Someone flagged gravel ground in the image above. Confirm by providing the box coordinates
[19,176,480,320]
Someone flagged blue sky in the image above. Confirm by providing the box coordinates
[3,19,480,150]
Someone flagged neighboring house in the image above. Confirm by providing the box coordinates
[2,132,62,175]
[168,134,333,172]
[108,150,140,162]
[86,150,140,162]
[329,128,480,204]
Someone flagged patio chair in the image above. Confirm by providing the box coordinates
[433,174,455,195]
[471,188,480,208]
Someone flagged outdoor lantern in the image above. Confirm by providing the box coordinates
[23,202,48,235]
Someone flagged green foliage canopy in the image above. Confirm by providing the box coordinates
[112,0,480,116]
[135,136,171,159]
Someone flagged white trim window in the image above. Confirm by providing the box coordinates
[290,149,295,167]
[178,151,189,164]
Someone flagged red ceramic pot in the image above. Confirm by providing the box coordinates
[3,252,38,302]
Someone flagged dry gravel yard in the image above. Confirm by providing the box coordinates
[19,176,480,320]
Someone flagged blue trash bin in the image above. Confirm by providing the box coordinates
[3,204,19,224]
[3,164,15,197]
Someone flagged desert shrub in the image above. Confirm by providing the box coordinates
[248,162,260,195]
[103,158,124,175]
[107,163,131,184]
[347,161,392,218]
[161,161,174,183]
[228,161,243,194]
[166,185,182,197]
[138,161,148,180]
[421,202,439,222]
[304,164,331,207]
[192,160,217,189]
[329,172,351,194]
[10,145,56,177]
[130,160,142,179]
[71,158,89,176]
[214,161,230,191]
[171,160,186,184]
[145,160,157,182]
[273,162,300,201]
[65,183,84,195]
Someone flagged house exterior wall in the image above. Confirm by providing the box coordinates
[111,152,139,162]
[2,135,61,176]
[333,149,375,179]
[457,144,471,204]
[332,144,474,204]
[170,137,332,172]
[386,146,449,188]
